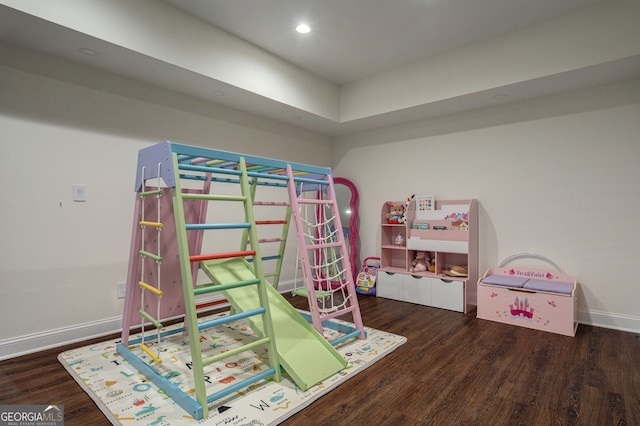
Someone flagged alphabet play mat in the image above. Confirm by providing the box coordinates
[58,311,406,425]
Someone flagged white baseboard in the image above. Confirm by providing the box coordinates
[0,316,124,361]
[278,280,295,293]
[577,308,640,334]
[4,284,635,361]
[0,280,306,361]
[0,295,230,361]
[0,282,304,361]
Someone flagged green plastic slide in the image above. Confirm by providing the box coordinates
[200,257,347,391]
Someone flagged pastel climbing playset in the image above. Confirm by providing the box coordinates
[118,141,365,419]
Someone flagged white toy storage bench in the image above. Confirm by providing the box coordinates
[476,254,578,337]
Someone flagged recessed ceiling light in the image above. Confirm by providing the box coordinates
[212,90,225,97]
[296,23,311,34]
[78,47,97,56]
[493,93,507,99]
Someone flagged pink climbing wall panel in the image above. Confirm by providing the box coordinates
[121,188,206,337]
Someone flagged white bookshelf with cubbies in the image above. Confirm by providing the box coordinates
[377,198,478,313]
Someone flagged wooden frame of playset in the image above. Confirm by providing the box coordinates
[117,141,365,419]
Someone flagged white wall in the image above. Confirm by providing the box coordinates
[333,78,640,332]
[1,43,639,360]
[0,47,332,358]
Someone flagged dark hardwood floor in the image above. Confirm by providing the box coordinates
[1,294,638,425]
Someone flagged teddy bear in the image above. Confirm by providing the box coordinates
[409,251,430,273]
[386,203,404,224]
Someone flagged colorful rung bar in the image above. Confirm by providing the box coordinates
[254,237,284,243]
[139,220,163,228]
[181,193,246,202]
[139,250,163,262]
[177,173,288,188]
[138,280,164,296]
[205,368,277,405]
[268,169,309,176]
[253,201,289,206]
[193,278,260,296]
[202,337,271,367]
[189,250,256,263]
[178,163,242,176]
[246,164,272,171]
[139,343,162,364]
[291,175,328,185]
[195,299,227,311]
[139,309,163,329]
[245,254,281,263]
[260,255,281,261]
[255,220,287,225]
[140,189,163,197]
[185,223,251,230]
[306,241,342,249]
[197,307,265,331]
[296,198,332,205]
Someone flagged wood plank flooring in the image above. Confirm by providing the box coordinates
[1,293,638,425]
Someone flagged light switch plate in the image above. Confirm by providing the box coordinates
[73,184,87,202]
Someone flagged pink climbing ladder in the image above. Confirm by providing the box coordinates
[285,165,365,341]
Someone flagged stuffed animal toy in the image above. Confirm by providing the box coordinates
[386,203,405,224]
[399,194,415,224]
[409,251,430,273]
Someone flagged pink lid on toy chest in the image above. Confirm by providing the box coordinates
[480,274,528,288]
[523,278,573,295]
[480,265,575,295]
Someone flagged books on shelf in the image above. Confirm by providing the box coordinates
[412,221,430,230]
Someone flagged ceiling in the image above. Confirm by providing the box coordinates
[164,0,605,85]
[1,0,639,136]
